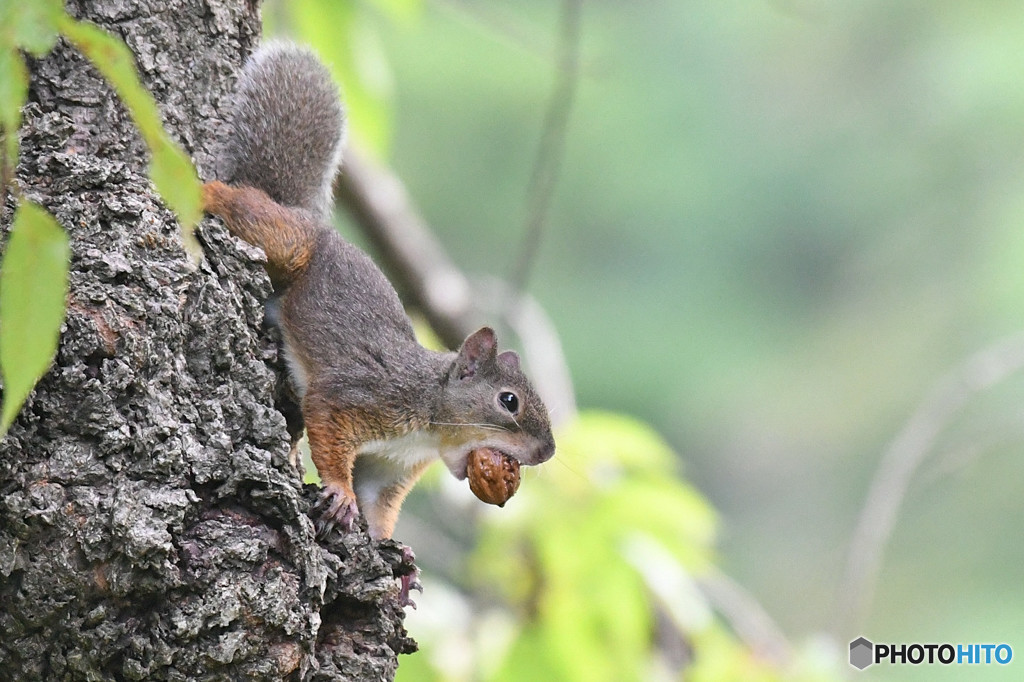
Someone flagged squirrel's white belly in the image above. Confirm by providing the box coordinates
[353,432,442,508]
[358,430,441,467]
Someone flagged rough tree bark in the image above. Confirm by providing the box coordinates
[0,1,415,679]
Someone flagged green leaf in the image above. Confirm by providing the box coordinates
[0,201,69,435]
[148,135,202,249]
[0,0,63,56]
[57,18,162,131]
[0,46,28,170]
[468,411,725,681]
[57,16,202,245]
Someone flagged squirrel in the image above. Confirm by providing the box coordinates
[201,42,556,541]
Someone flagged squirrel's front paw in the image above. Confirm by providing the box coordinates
[314,485,360,538]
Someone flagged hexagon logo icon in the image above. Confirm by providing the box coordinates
[850,637,874,670]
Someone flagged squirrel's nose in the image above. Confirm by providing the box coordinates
[537,438,555,464]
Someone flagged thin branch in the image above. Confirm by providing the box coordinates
[334,148,578,424]
[916,402,1024,485]
[509,0,583,295]
[834,333,1024,639]
[336,149,476,347]
[481,277,577,421]
[334,2,583,423]
[698,569,792,665]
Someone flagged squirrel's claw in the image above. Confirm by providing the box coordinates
[395,545,421,608]
[314,485,360,538]
[399,571,422,608]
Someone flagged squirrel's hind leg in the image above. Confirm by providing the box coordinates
[357,460,433,540]
[202,181,318,286]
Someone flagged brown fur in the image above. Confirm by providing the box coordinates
[202,181,316,286]
[302,389,432,538]
[302,391,380,502]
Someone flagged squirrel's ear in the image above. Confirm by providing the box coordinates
[452,327,498,379]
[497,350,520,372]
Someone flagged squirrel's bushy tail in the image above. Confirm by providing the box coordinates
[221,41,346,222]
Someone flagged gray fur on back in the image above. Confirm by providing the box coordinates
[221,41,346,222]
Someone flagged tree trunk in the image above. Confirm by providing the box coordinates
[0,1,415,679]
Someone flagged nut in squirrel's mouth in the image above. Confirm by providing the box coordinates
[457,447,517,476]
[466,447,522,507]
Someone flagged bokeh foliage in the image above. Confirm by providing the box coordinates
[278,1,1024,680]
[270,2,842,679]
[396,413,833,681]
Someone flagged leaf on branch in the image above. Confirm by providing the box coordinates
[0,0,63,56]
[148,135,203,256]
[0,47,28,173]
[0,0,63,175]
[0,201,69,435]
[57,16,202,254]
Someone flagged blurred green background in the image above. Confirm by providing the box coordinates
[272,0,1024,678]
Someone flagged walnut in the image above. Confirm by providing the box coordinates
[467,448,521,507]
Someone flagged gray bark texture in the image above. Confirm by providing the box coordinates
[0,1,416,679]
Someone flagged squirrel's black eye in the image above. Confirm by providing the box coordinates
[498,391,519,414]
